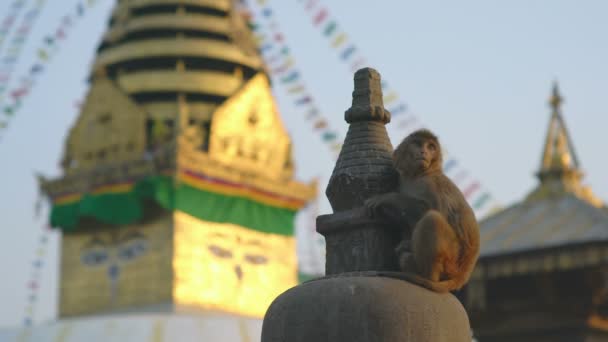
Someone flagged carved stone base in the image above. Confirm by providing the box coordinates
[317,207,400,274]
[262,274,472,342]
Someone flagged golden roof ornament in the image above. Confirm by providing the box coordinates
[540,81,578,172]
[526,82,602,206]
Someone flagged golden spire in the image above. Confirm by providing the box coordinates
[548,81,563,111]
[539,81,580,174]
[527,82,602,206]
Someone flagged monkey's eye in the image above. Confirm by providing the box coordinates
[428,143,436,151]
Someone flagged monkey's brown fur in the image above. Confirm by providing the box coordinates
[365,129,480,293]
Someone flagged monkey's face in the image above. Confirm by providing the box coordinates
[394,129,443,178]
[408,137,439,173]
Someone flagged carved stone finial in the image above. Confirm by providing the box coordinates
[322,68,399,273]
[326,68,397,213]
[345,68,391,124]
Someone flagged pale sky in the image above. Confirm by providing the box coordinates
[1,0,608,329]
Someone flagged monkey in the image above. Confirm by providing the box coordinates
[365,129,480,293]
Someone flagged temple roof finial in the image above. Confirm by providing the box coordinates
[549,81,563,114]
[539,81,579,174]
[527,82,602,206]
[539,81,579,176]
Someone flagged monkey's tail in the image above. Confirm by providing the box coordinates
[394,273,459,293]
[395,239,480,293]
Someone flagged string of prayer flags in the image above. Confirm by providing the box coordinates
[242,1,500,215]
[287,84,305,94]
[0,0,104,140]
[452,169,469,187]
[295,95,312,105]
[272,60,294,74]
[313,119,327,129]
[294,0,499,212]
[241,1,343,158]
[322,131,337,141]
[388,103,408,116]
[0,0,46,103]
[323,21,337,36]
[0,0,28,51]
[463,181,481,199]
[340,45,356,60]
[472,192,491,210]
[331,32,347,48]
[313,8,328,26]
[280,70,300,83]
[305,108,319,119]
[23,224,51,327]
[77,3,85,16]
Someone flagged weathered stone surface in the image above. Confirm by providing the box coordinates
[326,68,397,212]
[345,68,391,124]
[262,275,472,342]
[317,207,400,274]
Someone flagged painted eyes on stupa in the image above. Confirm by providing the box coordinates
[79,232,149,266]
[81,249,109,266]
[244,254,268,265]
[117,238,148,261]
[207,244,269,265]
[208,245,233,258]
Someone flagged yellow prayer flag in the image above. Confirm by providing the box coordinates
[331,33,347,48]
[383,92,398,104]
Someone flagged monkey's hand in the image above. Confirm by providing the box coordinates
[364,192,403,221]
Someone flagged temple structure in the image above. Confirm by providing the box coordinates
[463,84,608,341]
[29,0,315,339]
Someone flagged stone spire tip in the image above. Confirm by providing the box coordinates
[345,67,390,124]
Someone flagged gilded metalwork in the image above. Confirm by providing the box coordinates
[178,148,315,203]
[40,150,171,197]
[61,77,147,173]
[104,14,231,43]
[117,70,243,96]
[173,211,297,318]
[143,102,216,122]
[94,38,262,71]
[208,73,294,181]
[129,0,231,12]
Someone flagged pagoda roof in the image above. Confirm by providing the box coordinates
[479,83,606,260]
[480,194,608,258]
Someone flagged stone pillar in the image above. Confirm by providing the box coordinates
[261,68,472,342]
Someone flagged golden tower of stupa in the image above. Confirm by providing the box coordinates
[39,0,316,320]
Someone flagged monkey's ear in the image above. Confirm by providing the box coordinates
[393,150,409,174]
